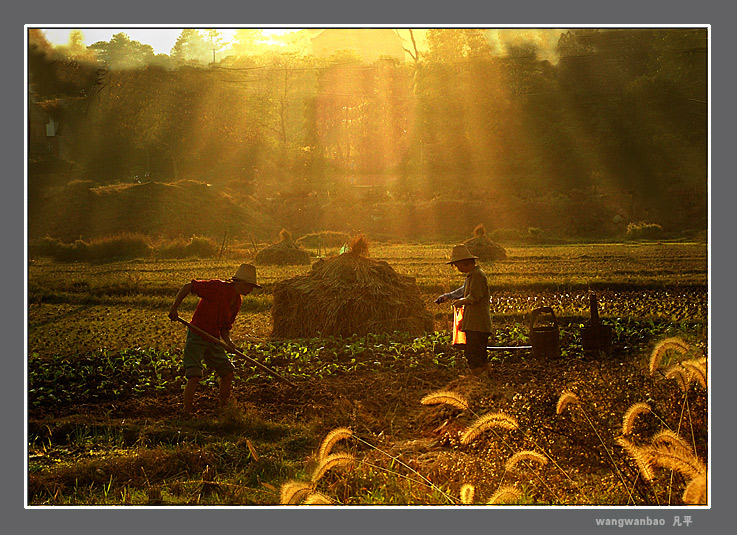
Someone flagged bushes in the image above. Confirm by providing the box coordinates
[157,236,219,259]
[29,234,151,262]
[29,234,220,262]
[87,234,152,261]
[626,222,664,240]
[489,227,545,244]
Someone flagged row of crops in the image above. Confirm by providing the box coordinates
[28,317,705,408]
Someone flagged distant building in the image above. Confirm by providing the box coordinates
[309,29,406,63]
[28,85,69,160]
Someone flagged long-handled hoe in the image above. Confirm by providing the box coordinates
[173,316,296,388]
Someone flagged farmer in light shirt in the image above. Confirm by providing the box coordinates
[169,264,261,414]
[435,245,492,376]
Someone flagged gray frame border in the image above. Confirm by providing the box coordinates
[12,1,728,533]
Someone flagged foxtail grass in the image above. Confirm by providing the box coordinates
[649,338,690,375]
[505,451,548,472]
[303,492,333,505]
[420,391,469,411]
[682,475,706,505]
[621,403,651,435]
[317,427,353,460]
[681,360,707,389]
[461,413,518,445]
[664,365,690,392]
[650,429,693,457]
[616,437,656,482]
[280,480,312,505]
[649,444,706,480]
[311,452,355,483]
[556,391,579,415]
[487,486,521,505]
[460,484,475,504]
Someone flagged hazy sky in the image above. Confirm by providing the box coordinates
[40,27,296,55]
[39,27,570,63]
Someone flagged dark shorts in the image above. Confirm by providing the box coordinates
[182,329,236,379]
[464,331,490,369]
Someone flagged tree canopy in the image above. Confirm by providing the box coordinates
[28,28,708,239]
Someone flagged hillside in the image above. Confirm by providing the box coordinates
[28,179,278,242]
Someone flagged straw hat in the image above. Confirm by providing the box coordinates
[231,263,261,288]
[446,244,478,264]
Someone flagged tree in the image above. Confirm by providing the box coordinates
[170,29,211,66]
[88,32,156,70]
[228,29,266,57]
[28,29,96,99]
[425,29,494,62]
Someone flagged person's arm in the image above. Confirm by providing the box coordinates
[435,284,465,304]
[454,272,485,307]
[220,327,236,352]
[168,282,193,320]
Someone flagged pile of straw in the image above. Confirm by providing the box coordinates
[255,230,311,265]
[464,224,507,261]
[271,237,433,338]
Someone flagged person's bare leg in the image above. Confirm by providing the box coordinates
[184,377,200,413]
[219,371,234,408]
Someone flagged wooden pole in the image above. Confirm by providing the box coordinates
[174,317,296,387]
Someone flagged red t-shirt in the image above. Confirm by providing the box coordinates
[189,279,242,339]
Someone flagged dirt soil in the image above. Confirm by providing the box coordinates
[28,346,706,505]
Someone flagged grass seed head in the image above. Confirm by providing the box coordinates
[505,451,549,472]
[303,492,334,505]
[311,452,355,483]
[317,427,353,460]
[616,437,656,481]
[461,413,518,445]
[420,390,470,411]
[650,429,693,456]
[487,485,522,505]
[649,443,706,480]
[621,402,651,435]
[664,365,690,392]
[681,359,707,389]
[460,483,475,504]
[682,475,707,505]
[649,337,690,375]
[556,391,579,415]
[280,480,313,505]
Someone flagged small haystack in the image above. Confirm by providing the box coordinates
[255,229,311,265]
[464,224,507,261]
[271,236,433,338]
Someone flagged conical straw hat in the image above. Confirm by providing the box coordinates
[446,244,478,264]
[231,263,262,287]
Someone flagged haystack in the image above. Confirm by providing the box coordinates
[271,237,433,338]
[464,224,507,261]
[254,229,311,265]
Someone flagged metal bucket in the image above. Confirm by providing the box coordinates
[529,307,560,359]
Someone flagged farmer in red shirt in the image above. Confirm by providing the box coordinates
[169,264,261,414]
